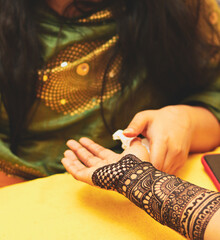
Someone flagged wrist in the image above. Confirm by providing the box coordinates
[92,154,220,240]
[181,105,220,151]
[92,154,145,191]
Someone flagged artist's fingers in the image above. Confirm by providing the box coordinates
[123,111,153,137]
[130,139,150,162]
[149,137,168,171]
[129,138,142,146]
[66,140,100,167]
[79,137,118,161]
[162,142,189,174]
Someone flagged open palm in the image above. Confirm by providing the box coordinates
[62,137,149,186]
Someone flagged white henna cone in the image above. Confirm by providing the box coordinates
[112,129,150,152]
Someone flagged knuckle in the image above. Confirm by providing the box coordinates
[171,146,183,157]
[76,147,84,154]
[90,142,99,149]
[99,148,106,156]
[93,144,104,153]
[84,158,92,166]
[154,136,168,145]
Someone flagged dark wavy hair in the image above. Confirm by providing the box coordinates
[0,0,220,152]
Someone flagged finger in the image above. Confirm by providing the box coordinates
[66,140,100,167]
[129,138,150,162]
[162,146,188,174]
[64,149,95,169]
[130,138,142,146]
[172,164,183,175]
[61,157,93,185]
[62,153,85,173]
[79,137,118,161]
[64,149,82,163]
[168,164,181,175]
[150,138,168,171]
[123,111,153,137]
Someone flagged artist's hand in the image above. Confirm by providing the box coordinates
[61,137,149,186]
[123,105,195,174]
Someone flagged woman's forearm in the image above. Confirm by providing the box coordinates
[92,154,220,240]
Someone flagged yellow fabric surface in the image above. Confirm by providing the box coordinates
[0,148,219,240]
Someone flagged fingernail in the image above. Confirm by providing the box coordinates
[123,128,135,134]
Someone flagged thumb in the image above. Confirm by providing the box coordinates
[123,111,153,137]
[122,138,150,162]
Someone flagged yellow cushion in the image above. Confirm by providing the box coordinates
[0,148,219,240]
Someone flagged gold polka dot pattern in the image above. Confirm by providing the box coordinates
[78,9,112,24]
[37,36,121,115]
[0,159,45,179]
[76,63,90,76]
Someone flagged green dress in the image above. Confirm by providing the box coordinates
[0,6,219,179]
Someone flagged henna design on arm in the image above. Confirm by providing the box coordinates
[92,154,220,240]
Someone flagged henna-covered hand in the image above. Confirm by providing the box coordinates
[62,138,220,240]
[92,154,220,240]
